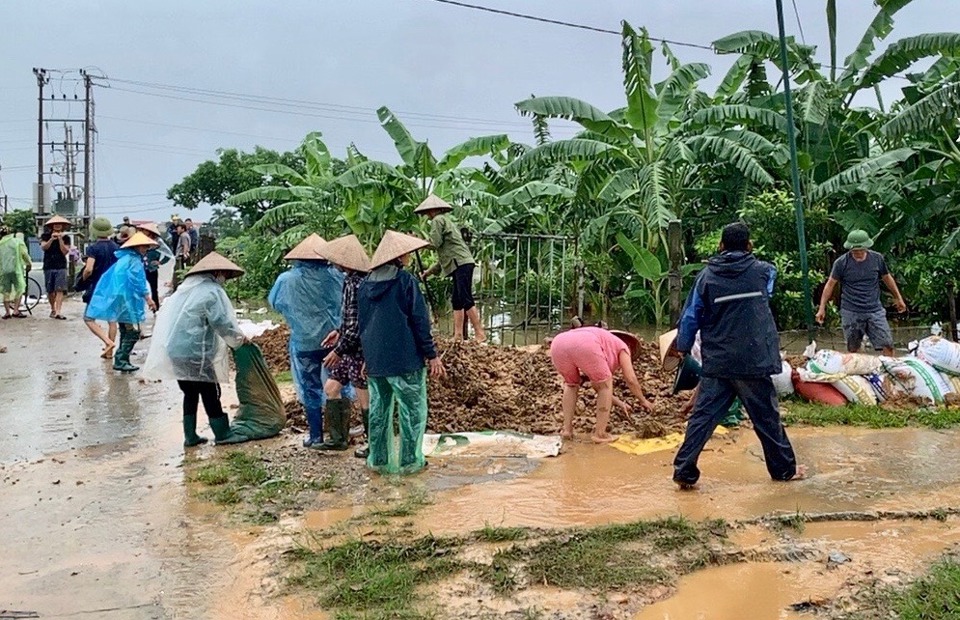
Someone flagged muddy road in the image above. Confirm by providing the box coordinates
[3,296,960,619]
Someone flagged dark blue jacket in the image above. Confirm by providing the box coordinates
[358,264,437,377]
[677,251,780,379]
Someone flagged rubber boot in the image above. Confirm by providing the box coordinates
[209,415,244,445]
[113,327,140,372]
[302,406,323,448]
[315,399,349,451]
[354,408,370,459]
[183,414,209,447]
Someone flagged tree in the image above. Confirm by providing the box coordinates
[167,146,305,226]
[3,209,37,238]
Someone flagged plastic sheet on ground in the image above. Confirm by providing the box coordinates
[230,343,286,441]
[610,426,728,456]
[422,431,561,458]
[237,319,281,339]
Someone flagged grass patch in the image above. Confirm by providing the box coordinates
[781,401,960,429]
[369,488,432,518]
[274,370,293,383]
[846,557,960,619]
[190,450,329,523]
[476,524,528,543]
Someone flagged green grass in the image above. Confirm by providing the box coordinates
[274,370,293,383]
[849,557,960,619]
[781,401,960,429]
[191,450,335,523]
[369,488,432,518]
[476,524,528,543]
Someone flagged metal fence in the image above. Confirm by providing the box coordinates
[470,232,580,346]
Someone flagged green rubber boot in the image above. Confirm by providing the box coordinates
[354,408,370,459]
[209,415,244,445]
[113,327,140,372]
[315,399,349,451]
[183,414,209,448]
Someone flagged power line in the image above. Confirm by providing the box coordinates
[98,192,168,200]
[791,0,807,45]
[415,0,714,50]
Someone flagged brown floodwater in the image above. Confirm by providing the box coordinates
[3,290,960,619]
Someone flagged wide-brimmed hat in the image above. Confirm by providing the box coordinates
[186,251,245,279]
[284,233,327,261]
[121,231,159,249]
[45,215,70,227]
[413,195,454,215]
[609,329,641,358]
[659,329,680,371]
[844,229,874,250]
[90,217,113,238]
[136,222,162,237]
[370,230,429,269]
[673,355,702,395]
[319,234,371,272]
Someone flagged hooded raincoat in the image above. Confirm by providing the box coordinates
[268,261,345,411]
[358,264,437,474]
[0,234,30,303]
[142,273,244,384]
[85,248,150,325]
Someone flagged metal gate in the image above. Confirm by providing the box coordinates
[472,232,579,346]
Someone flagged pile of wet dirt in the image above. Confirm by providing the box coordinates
[268,330,691,437]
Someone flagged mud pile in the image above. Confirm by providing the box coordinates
[264,328,691,437]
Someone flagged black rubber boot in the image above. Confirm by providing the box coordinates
[183,414,209,447]
[113,325,140,372]
[354,408,370,459]
[315,399,349,451]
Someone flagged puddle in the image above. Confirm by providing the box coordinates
[413,427,960,535]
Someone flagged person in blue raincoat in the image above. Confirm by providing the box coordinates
[268,233,353,448]
[85,231,158,372]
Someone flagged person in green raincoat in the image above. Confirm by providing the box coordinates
[359,231,445,475]
[0,226,31,319]
[142,252,249,447]
[85,232,157,371]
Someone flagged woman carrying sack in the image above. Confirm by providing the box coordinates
[359,231,445,475]
[143,252,249,447]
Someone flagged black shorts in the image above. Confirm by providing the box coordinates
[450,263,475,311]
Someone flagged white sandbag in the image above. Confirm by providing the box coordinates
[807,349,882,377]
[915,336,960,376]
[772,360,794,395]
[879,358,953,404]
[832,376,878,405]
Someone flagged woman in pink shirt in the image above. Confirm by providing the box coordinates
[549,325,654,443]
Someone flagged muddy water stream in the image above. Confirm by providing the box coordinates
[4,298,960,619]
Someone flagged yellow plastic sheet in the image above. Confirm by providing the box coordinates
[610,426,728,456]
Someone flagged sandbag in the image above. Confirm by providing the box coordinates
[806,349,882,377]
[772,360,794,396]
[915,337,960,376]
[792,370,848,405]
[879,357,953,404]
[230,343,286,441]
[832,376,878,405]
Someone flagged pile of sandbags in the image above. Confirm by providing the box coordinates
[793,337,960,406]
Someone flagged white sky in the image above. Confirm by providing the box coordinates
[0,0,956,223]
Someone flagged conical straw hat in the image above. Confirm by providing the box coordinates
[186,251,245,279]
[284,233,327,260]
[136,222,162,237]
[369,230,429,269]
[609,329,641,358]
[414,194,454,214]
[121,231,159,249]
[45,215,71,227]
[659,328,680,371]
[318,234,371,272]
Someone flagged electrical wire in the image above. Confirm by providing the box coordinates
[791,0,807,45]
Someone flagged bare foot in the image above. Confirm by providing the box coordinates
[676,481,698,491]
[786,464,809,482]
[474,330,487,343]
[590,433,619,444]
[101,343,115,359]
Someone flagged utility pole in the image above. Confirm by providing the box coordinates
[81,70,94,224]
[775,0,815,342]
[33,68,47,226]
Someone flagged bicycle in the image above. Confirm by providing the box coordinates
[21,272,42,314]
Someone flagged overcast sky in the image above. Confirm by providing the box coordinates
[1,0,956,224]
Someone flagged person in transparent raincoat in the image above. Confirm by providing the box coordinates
[268,233,353,448]
[142,252,248,447]
[85,232,158,372]
[359,231,445,476]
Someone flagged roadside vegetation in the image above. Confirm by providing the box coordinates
[782,401,960,429]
